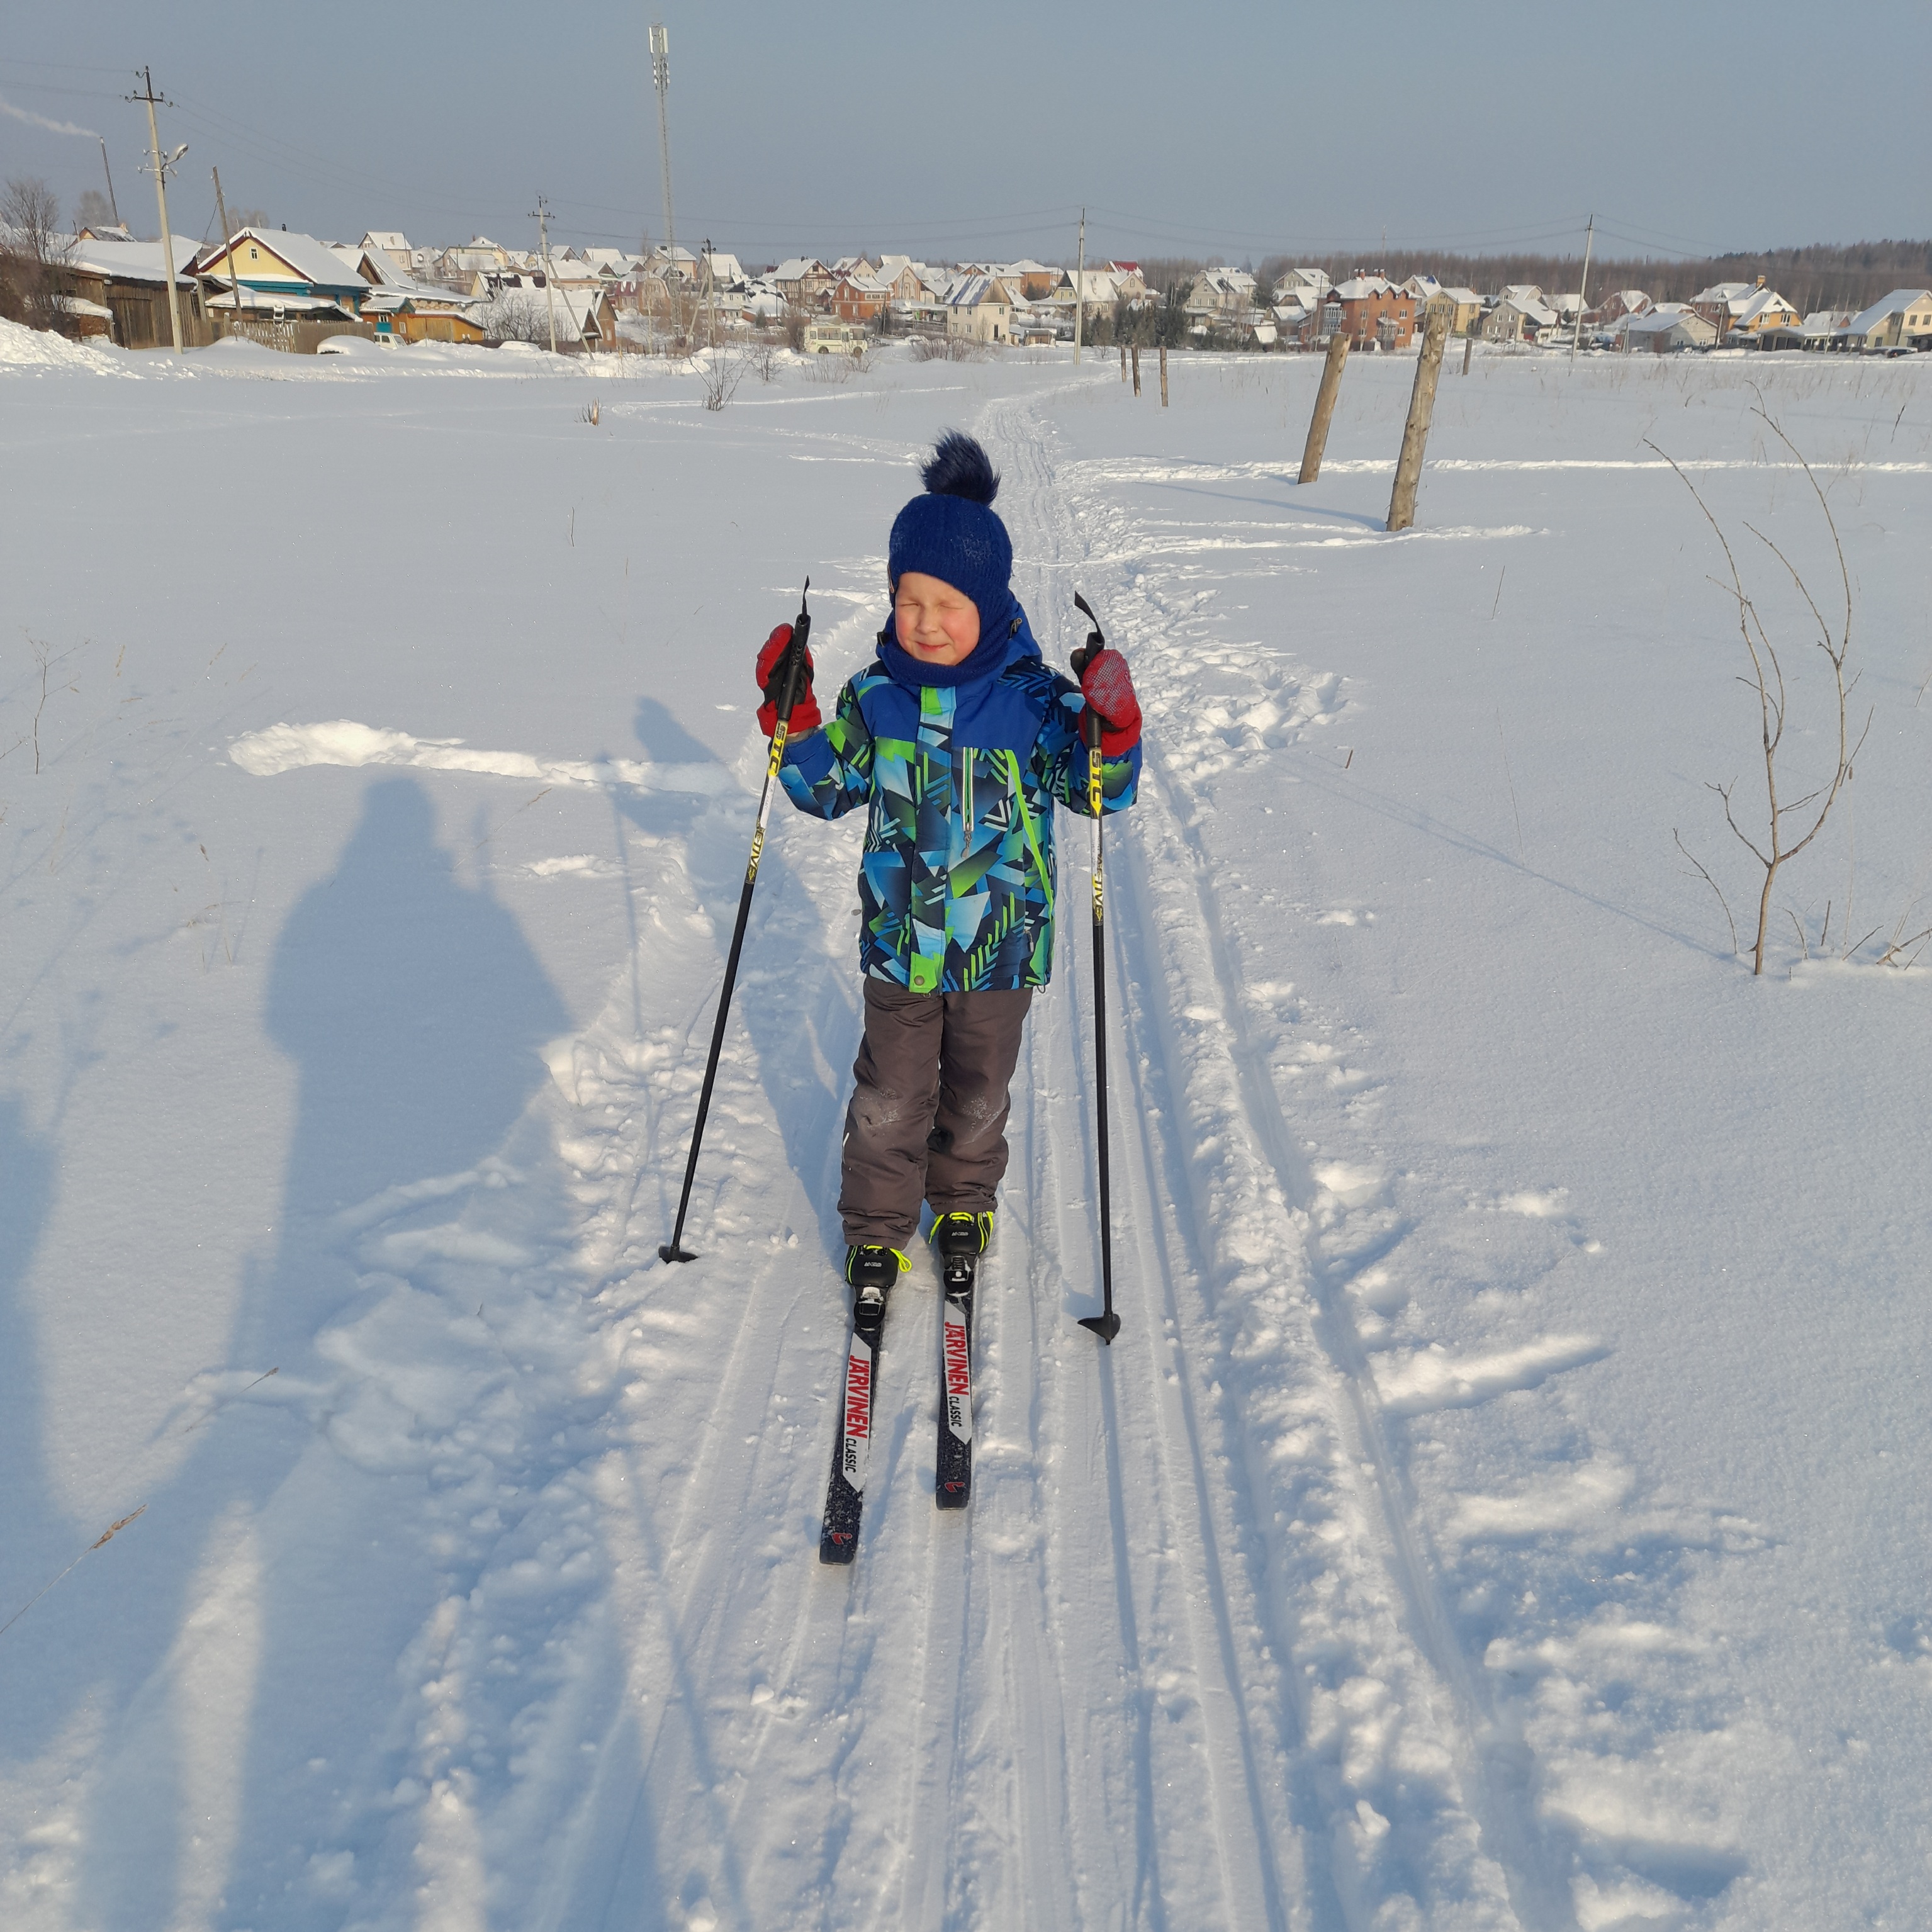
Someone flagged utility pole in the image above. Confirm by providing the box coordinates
[532,194,559,354]
[128,68,184,352]
[1570,212,1595,361]
[211,167,250,335]
[98,138,120,225]
[702,237,716,349]
[1074,207,1085,365]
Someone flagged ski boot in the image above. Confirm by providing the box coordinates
[928,1211,992,1291]
[845,1244,907,1309]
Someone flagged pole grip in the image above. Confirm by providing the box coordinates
[771,610,811,727]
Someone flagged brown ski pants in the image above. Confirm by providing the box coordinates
[838,977,1033,1249]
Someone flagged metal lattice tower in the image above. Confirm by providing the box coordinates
[649,23,675,264]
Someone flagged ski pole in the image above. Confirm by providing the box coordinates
[660,580,813,1264]
[1071,592,1121,1345]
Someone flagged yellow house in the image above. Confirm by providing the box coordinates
[1424,287,1483,336]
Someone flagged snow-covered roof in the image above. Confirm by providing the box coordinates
[198,228,368,294]
[362,232,409,253]
[1439,287,1482,306]
[63,235,204,283]
[1691,281,1756,306]
[1331,276,1394,300]
[359,286,481,316]
[946,274,1008,308]
[1732,287,1796,327]
[1626,308,1711,337]
[1496,293,1558,327]
[1847,288,1932,334]
[329,244,407,288]
[204,288,349,315]
[772,257,824,282]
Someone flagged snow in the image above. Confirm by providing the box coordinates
[2,327,1930,1931]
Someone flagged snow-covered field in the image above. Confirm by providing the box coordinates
[3,320,1929,1932]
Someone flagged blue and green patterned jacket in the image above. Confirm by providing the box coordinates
[780,610,1139,992]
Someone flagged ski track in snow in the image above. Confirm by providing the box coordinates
[147,379,1774,1930]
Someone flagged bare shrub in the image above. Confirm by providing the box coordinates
[483,291,554,346]
[781,300,808,352]
[746,339,777,383]
[697,347,746,410]
[1654,400,1869,975]
[800,349,853,386]
[1,176,73,334]
[907,332,987,363]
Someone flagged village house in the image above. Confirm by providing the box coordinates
[1327,274,1417,349]
[1588,289,1652,327]
[191,228,371,323]
[1483,290,1558,343]
[359,288,486,344]
[996,259,1060,301]
[52,232,206,347]
[360,232,413,276]
[433,237,515,284]
[1688,277,1796,340]
[1623,306,1718,353]
[1422,286,1483,336]
[1274,267,1330,307]
[945,274,1014,344]
[828,272,892,322]
[1272,301,1317,346]
[1841,289,1932,352]
[1184,267,1259,327]
[772,257,833,307]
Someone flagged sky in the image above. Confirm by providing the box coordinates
[3,1,1928,268]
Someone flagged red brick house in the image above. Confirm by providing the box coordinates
[1326,274,1417,349]
[829,273,890,322]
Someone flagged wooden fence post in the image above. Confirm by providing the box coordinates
[1159,344,1168,406]
[1298,331,1350,483]
[1120,342,1126,379]
[1462,330,1474,376]
[1387,314,1451,532]
[1131,344,1141,395]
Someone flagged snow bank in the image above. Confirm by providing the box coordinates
[229,719,736,795]
[0,315,136,374]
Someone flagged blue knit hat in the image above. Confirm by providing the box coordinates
[887,432,1014,632]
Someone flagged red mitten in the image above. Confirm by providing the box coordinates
[1079,648,1140,755]
[755,623,821,736]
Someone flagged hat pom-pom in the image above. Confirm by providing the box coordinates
[921,430,999,505]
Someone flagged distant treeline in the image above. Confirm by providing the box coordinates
[1128,242,1932,315]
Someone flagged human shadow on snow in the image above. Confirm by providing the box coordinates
[67,776,575,1931]
[0,1098,68,1746]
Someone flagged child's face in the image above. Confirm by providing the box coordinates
[894,572,981,666]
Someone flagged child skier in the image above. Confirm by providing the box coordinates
[753,430,1142,1302]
